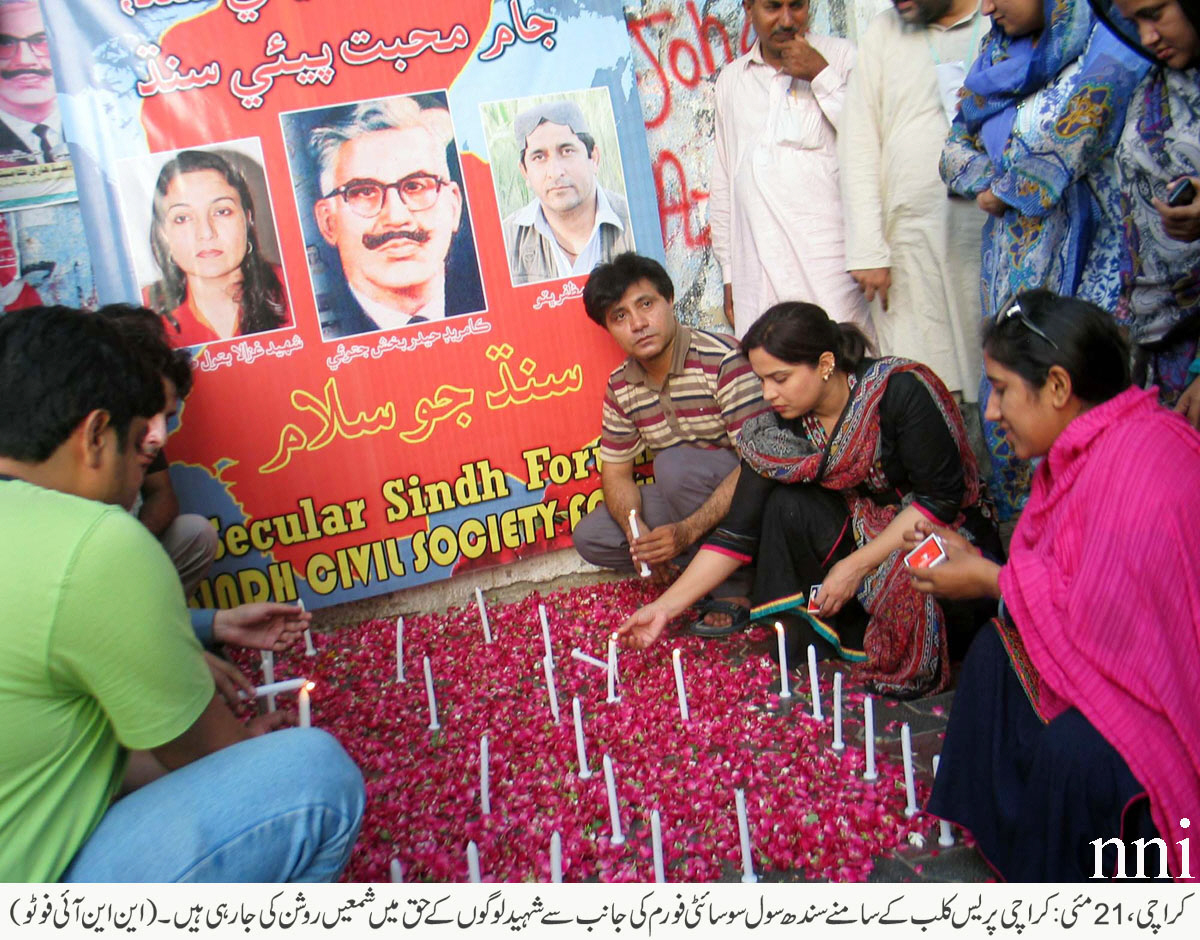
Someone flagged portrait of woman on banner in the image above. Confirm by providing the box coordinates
[143,148,292,349]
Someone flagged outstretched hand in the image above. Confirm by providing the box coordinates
[213,602,311,651]
[617,604,671,650]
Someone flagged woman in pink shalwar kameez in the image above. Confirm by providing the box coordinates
[905,288,1200,881]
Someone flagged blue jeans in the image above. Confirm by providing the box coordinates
[62,728,365,882]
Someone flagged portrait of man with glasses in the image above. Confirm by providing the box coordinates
[0,0,64,167]
[300,93,485,340]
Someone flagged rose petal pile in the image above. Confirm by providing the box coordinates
[237,579,934,882]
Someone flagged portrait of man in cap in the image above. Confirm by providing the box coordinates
[499,95,634,287]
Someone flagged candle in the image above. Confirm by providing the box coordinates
[467,840,481,883]
[863,695,877,781]
[475,587,493,644]
[606,634,619,703]
[538,603,553,662]
[543,655,560,723]
[901,723,918,818]
[650,809,665,883]
[480,734,491,815]
[550,832,563,883]
[261,649,276,712]
[239,677,307,700]
[671,649,690,722]
[572,697,592,779]
[831,672,845,751]
[298,681,312,727]
[389,858,403,883]
[602,754,625,845]
[627,509,652,578]
[299,598,315,657]
[423,656,440,731]
[395,616,405,683]
[807,644,822,719]
[734,788,757,883]
[933,755,954,847]
[774,622,792,698]
[570,648,608,670]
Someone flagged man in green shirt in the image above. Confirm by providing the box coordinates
[0,307,363,881]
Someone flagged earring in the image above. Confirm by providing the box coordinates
[822,371,830,382]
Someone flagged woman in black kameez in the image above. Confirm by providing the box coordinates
[618,302,1000,697]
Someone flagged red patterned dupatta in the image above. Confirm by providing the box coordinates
[739,358,982,696]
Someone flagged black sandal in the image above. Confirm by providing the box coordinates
[688,598,750,638]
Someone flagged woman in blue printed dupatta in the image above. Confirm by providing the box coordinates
[940,0,1149,519]
[1095,0,1200,428]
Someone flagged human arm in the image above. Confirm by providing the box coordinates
[838,24,891,310]
[1152,176,1200,242]
[136,468,179,537]
[631,466,740,567]
[212,602,310,651]
[150,692,293,772]
[1175,371,1200,430]
[709,69,734,291]
[617,548,744,649]
[940,111,995,198]
[795,34,850,132]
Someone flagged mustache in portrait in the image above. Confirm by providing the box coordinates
[362,228,432,251]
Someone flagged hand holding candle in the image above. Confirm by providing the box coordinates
[627,509,652,578]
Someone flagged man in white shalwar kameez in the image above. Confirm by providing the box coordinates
[710,0,871,340]
[839,0,986,400]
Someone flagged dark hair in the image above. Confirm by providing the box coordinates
[147,149,286,340]
[741,302,871,373]
[95,303,194,398]
[582,252,675,326]
[520,130,597,167]
[982,289,1131,404]
[0,306,164,462]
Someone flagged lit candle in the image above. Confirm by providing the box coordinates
[901,723,918,818]
[467,840,481,883]
[650,809,665,883]
[933,755,954,847]
[627,509,652,578]
[606,634,619,703]
[475,587,493,644]
[734,788,757,883]
[572,696,592,779]
[863,695,877,781]
[298,681,312,727]
[807,644,822,719]
[239,677,307,700]
[774,622,792,698]
[423,656,440,731]
[831,672,845,751]
[261,649,276,712]
[299,598,315,657]
[395,616,405,683]
[480,734,491,815]
[550,831,563,883]
[389,858,403,882]
[671,649,690,722]
[543,655,560,723]
[570,648,608,670]
[602,754,625,845]
[538,603,553,662]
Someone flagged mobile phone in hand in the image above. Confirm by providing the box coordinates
[1167,177,1196,208]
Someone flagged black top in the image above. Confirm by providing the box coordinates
[707,363,975,560]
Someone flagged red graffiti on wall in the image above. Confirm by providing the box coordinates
[628,3,751,250]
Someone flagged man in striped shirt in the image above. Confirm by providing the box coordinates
[574,253,767,633]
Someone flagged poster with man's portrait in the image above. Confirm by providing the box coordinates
[280,91,487,342]
[0,0,75,211]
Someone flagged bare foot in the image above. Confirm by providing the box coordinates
[699,596,749,630]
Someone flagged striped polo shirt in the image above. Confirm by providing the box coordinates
[600,326,767,463]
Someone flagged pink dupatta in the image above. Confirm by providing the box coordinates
[999,387,1200,880]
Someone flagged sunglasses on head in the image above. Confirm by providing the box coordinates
[995,297,1060,350]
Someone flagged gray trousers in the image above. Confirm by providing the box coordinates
[160,513,219,599]
[572,444,751,598]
